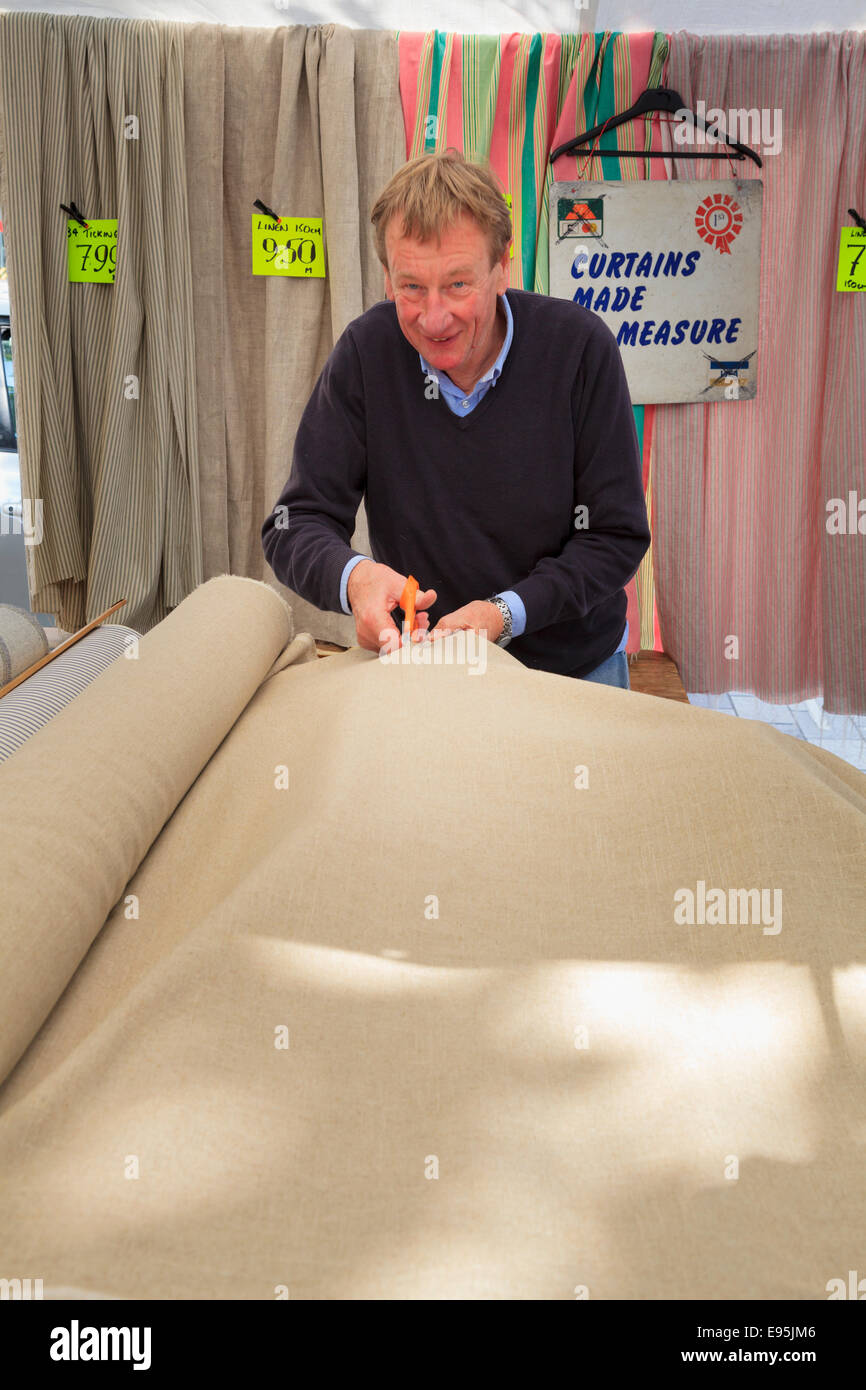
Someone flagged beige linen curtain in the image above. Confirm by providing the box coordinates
[0,14,403,639]
[0,12,201,633]
[182,22,404,645]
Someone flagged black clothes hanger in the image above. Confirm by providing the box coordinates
[550,87,763,168]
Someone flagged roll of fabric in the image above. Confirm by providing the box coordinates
[0,603,49,685]
[0,574,316,1084]
[0,596,864,1299]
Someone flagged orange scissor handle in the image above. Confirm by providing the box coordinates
[400,574,419,634]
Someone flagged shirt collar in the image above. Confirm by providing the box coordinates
[418,291,513,391]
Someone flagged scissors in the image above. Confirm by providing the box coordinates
[399,574,419,638]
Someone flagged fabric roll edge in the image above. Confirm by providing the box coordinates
[0,604,50,685]
[0,574,296,1086]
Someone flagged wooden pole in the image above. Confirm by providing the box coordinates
[0,599,128,700]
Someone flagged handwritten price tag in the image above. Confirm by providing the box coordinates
[252,215,325,277]
[836,227,866,292]
[67,219,117,282]
[504,193,514,259]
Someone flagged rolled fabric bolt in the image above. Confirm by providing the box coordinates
[400,575,419,637]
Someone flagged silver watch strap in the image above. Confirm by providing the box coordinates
[485,595,513,646]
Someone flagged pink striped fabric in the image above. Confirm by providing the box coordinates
[656,31,866,709]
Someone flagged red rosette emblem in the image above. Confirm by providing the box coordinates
[695,193,743,254]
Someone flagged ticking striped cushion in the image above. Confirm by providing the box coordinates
[0,625,141,765]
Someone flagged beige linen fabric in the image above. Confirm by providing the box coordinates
[0,576,864,1299]
[0,575,314,1082]
[183,23,404,644]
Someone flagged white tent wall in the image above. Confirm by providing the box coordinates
[0,1,862,36]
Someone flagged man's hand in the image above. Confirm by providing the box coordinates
[431,600,503,643]
[347,560,437,653]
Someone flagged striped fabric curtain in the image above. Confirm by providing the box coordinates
[656,32,866,710]
[397,29,670,656]
[0,15,405,642]
[0,13,201,634]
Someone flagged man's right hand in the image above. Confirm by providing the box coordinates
[347,560,437,653]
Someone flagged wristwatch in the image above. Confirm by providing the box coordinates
[485,595,513,647]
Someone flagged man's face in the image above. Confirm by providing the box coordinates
[383,212,510,383]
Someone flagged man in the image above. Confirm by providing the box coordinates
[262,149,651,687]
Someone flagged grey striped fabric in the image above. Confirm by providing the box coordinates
[0,624,141,764]
[0,13,202,635]
[0,603,48,684]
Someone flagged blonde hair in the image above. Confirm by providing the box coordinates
[370,148,512,271]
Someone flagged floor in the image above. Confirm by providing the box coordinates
[685,690,866,773]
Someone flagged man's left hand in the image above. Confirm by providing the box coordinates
[431,600,503,642]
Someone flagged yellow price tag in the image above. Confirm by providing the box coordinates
[252,215,325,277]
[504,193,514,259]
[67,219,117,283]
[836,226,866,292]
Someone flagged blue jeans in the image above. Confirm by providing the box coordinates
[575,650,631,689]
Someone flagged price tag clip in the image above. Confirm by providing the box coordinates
[253,198,282,225]
[60,202,88,230]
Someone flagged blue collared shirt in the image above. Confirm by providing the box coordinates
[338,292,627,655]
[418,291,514,415]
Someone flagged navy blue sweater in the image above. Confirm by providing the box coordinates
[262,287,651,678]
